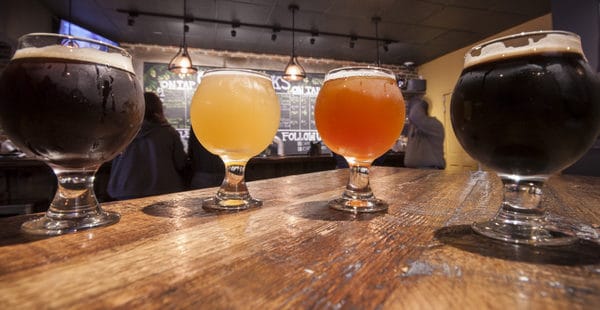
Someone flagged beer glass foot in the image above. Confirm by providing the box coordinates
[328,197,388,213]
[21,209,120,236]
[203,162,262,212]
[329,164,388,213]
[202,197,262,212]
[471,175,577,245]
[472,220,577,246]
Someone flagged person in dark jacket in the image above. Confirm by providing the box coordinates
[107,92,187,200]
[187,127,225,189]
[404,96,446,169]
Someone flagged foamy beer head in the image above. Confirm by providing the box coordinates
[12,32,135,73]
[0,33,144,168]
[464,30,585,69]
[324,66,397,82]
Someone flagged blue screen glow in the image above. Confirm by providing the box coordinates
[58,19,119,48]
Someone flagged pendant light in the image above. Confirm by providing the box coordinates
[372,16,381,66]
[169,0,197,75]
[283,4,306,81]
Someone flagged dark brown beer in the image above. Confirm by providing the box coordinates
[451,52,600,176]
[0,56,144,168]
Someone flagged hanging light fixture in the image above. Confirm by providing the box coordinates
[283,4,305,82]
[372,16,382,66]
[168,0,197,75]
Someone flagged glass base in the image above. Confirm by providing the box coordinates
[328,197,388,213]
[202,197,262,212]
[472,220,578,246]
[21,209,120,236]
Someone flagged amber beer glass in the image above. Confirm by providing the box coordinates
[451,31,600,245]
[191,69,280,211]
[0,33,144,235]
[315,67,405,213]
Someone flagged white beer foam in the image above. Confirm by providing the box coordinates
[12,44,134,73]
[464,31,584,69]
[325,66,395,82]
[202,69,271,81]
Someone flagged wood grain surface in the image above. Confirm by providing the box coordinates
[0,167,599,309]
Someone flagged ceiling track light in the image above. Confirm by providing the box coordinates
[116,9,398,45]
[310,30,318,45]
[127,11,138,26]
[283,4,306,82]
[231,20,240,37]
[272,26,280,41]
[168,0,197,75]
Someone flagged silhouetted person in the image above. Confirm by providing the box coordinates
[187,127,225,189]
[107,92,187,200]
[404,96,446,169]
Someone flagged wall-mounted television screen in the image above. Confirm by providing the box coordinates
[58,19,119,48]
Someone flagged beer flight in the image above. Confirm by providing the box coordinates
[0,31,598,246]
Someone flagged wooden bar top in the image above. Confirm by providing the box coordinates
[1,168,599,309]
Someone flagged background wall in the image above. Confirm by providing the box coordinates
[0,1,54,71]
[418,14,553,171]
[552,0,600,72]
[552,0,600,176]
[123,44,415,92]
[123,44,418,155]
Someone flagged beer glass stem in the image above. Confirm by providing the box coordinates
[48,167,101,216]
[218,163,250,199]
[343,165,376,200]
[21,166,120,235]
[496,178,547,227]
[328,163,388,213]
[204,162,262,211]
[472,175,577,245]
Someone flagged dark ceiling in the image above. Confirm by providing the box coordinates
[38,0,551,66]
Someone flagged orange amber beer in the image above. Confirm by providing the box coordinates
[315,67,405,213]
[315,68,405,163]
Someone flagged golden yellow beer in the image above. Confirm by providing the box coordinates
[190,69,280,211]
[191,70,280,164]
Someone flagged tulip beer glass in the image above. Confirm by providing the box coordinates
[451,31,600,245]
[190,69,280,211]
[0,33,144,235]
[315,67,405,213]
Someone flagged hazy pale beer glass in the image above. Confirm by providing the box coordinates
[451,31,600,245]
[191,69,280,211]
[0,33,144,235]
[315,67,405,213]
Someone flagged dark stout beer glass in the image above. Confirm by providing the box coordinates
[0,33,144,235]
[451,31,600,245]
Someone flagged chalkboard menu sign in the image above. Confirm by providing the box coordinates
[270,71,324,155]
[143,62,325,155]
